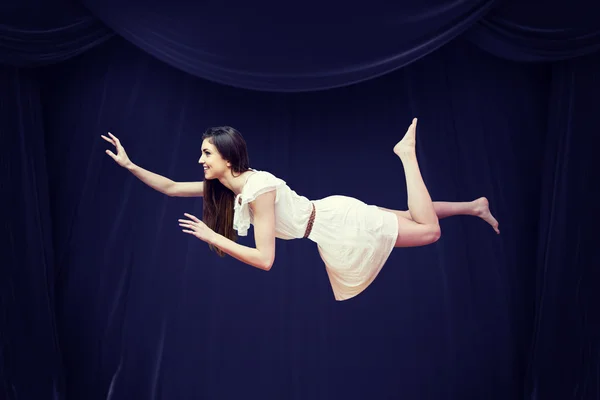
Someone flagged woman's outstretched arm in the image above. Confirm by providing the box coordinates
[179,191,276,271]
[130,163,204,197]
[102,132,204,197]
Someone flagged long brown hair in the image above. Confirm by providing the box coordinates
[201,126,250,256]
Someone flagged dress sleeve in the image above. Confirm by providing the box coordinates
[233,171,286,236]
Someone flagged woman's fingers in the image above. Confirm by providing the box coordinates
[108,132,123,148]
[100,135,114,145]
[101,133,122,155]
[183,213,201,223]
[105,149,117,160]
[178,219,196,228]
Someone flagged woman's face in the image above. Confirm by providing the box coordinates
[198,139,230,180]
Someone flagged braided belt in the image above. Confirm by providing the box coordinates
[303,203,316,239]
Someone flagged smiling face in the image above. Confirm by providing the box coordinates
[199,138,230,180]
[199,126,250,181]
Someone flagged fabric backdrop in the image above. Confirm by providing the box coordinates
[1,1,599,399]
[2,0,600,88]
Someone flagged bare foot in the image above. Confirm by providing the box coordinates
[393,118,418,160]
[474,197,500,234]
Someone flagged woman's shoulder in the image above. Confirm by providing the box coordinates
[247,169,285,183]
[242,169,287,196]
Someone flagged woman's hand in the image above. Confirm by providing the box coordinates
[179,213,216,243]
[101,132,133,168]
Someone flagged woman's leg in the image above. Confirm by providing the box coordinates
[390,118,441,248]
[379,197,500,234]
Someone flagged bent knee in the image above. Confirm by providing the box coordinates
[394,221,441,248]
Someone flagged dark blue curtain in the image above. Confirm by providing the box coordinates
[525,52,600,399]
[3,0,600,88]
[80,0,496,92]
[467,0,600,61]
[0,65,64,399]
[0,0,113,66]
[39,37,548,400]
[1,0,599,399]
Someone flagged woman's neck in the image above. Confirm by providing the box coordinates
[219,169,254,195]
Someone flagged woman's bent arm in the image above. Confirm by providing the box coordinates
[127,163,203,197]
[209,234,273,271]
[207,191,276,270]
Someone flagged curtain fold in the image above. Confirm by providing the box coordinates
[0,65,65,400]
[525,51,600,400]
[467,0,600,61]
[0,0,113,67]
[80,0,496,91]
[2,0,599,84]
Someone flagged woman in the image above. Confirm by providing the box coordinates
[102,119,499,301]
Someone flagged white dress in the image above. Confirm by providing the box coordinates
[233,170,399,301]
